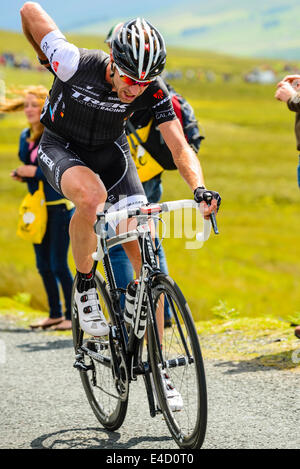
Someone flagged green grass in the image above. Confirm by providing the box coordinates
[0,31,300,329]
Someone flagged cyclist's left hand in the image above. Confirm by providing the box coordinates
[194,187,221,219]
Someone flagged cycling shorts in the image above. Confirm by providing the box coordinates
[37,129,147,225]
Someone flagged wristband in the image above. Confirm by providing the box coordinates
[37,56,50,65]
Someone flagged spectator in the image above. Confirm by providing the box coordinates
[0,86,75,330]
[275,75,300,339]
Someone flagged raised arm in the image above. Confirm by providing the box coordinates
[20,2,80,81]
[20,2,59,61]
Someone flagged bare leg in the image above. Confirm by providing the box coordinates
[60,167,164,339]
[61,166,107,273]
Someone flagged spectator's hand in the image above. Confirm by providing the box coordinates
[275,82,297,102]
[10,170,23,182]
[14,165,37,178]
[282,74,300,84]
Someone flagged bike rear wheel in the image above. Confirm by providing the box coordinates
[147,274,207,449]
[72,271,128,431]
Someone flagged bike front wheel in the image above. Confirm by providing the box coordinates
[72,271,128,431]
[147,274,207,449]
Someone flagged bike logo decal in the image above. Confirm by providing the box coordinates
[42,41,50,55]
[38,146,55,171]
[40,96,49,120]
[152,96,171,108]
[49,48,57,66]
[52,61,59,73]
[49,92,63,122]
[155,110,176,120]
[55,165,60,188]
[71,89,129,112]
[153,89,164,99]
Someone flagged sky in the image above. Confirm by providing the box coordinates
[3,1,300,59]
[2,0,180,31]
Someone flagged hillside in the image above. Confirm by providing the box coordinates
[0,29,291,80]
[0,30,300,325]
[3,0,300,59]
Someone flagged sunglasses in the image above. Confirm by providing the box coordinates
[114,63,153,87]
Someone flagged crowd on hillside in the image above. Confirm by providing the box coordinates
[1,50,300,86]
[0,51,45,71]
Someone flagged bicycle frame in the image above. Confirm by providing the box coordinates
[93,209,162,385]
[73,199,216,444]
[77,200,216,415]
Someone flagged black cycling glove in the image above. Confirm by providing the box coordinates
[194,186,221,211]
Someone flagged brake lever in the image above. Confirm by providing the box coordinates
[209,211,219,235]
[204,193,219,235]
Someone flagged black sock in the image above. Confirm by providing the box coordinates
[77,270,96,293]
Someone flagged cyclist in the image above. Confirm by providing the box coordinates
[104,24,203,327]
[20,3,221,341]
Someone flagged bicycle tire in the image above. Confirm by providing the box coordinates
[147,274,207,449]
[72,271,128,431]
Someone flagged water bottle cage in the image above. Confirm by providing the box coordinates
[133,292,148,339]
[124,278,148,339]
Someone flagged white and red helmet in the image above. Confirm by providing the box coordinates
[111,18,167,81]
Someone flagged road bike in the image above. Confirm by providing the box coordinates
[72,198,218,449]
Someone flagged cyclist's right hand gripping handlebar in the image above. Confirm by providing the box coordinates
[194,186,221,235]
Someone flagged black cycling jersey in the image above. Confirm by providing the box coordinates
[40,32,177,149]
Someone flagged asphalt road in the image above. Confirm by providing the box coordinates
[0,318,299,450]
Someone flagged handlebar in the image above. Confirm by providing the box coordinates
[97,199,219,241]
